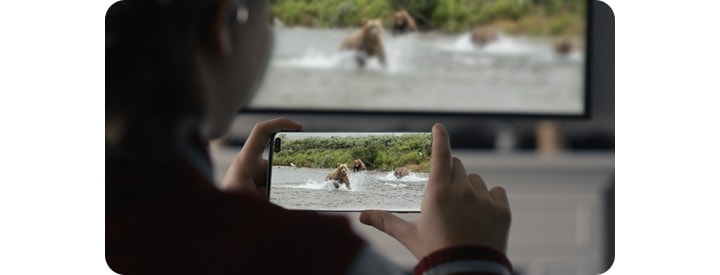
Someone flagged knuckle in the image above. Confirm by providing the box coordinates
[255,121,270,131]
[427,186,449,202]
[460,186,477,200]
[371,215,386,232]
[251,123,264,135]
[468,173,485,184]
[490,186,507,196]
[495,205,512,223]
[478,196,494,209]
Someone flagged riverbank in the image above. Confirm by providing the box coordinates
[271,133,432,172]
[271,0,586,36]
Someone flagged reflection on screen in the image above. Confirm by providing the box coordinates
[248,0,587,115]
[268,132,431,211]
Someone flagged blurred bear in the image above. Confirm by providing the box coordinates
[352,159,367,172]
[471,26,498,47]
[392,9,417,35]
[394,167,410,179]
[554,37,573,55]
[340,18,387,68]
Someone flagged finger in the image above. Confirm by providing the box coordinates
[360,210,420,252]
[450,157,468,185]
[224,180,260,195]
[252,159,269,186]
[429,123,452,187]
[240,117,303,161]
[489,186,510,208]
[468,173,490,198]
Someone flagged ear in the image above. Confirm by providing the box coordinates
[361,18,368,26]
[208,0,234,56]
[337,163,341,167]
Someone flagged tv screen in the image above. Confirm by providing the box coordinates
[247,0,589,116]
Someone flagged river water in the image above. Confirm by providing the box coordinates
[250,27,585,115]
[268,166,428,211]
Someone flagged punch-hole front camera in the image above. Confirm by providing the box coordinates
[273,138,281,153]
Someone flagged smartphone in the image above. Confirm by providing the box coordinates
[267,131,432,212]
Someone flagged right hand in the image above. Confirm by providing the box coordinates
[360,124,511,259]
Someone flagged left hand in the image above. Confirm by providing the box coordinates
[221,117,303,197]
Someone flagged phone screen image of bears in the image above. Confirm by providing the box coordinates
[268,132,431,211]
[249,1,587,115]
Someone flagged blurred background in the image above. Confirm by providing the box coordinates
[212,0,613,274]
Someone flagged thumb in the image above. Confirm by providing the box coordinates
[360,210,420,255]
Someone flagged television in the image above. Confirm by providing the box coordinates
[245,0,590,117]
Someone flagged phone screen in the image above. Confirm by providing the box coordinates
[267,132,432,212]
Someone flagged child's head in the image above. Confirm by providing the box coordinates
[106,0,271,142]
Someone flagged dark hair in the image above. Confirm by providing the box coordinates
[106,0,222,146]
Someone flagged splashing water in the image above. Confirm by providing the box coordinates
[269,168,428,211]
[254,27,586,115]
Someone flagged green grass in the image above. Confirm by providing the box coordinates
[272,133,432,172]
[270,0,585,36]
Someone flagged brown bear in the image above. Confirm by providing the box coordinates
[471,26,498,47]
[554,37,573,55]
[340,18,387,68]
[352,159,367,172]
[394,167,410,179]
[392,9,417,35]
[326,163,351,190]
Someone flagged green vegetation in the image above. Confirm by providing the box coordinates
[271,0,392,27]
[270,0,586,36]
[272,133,432,172]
